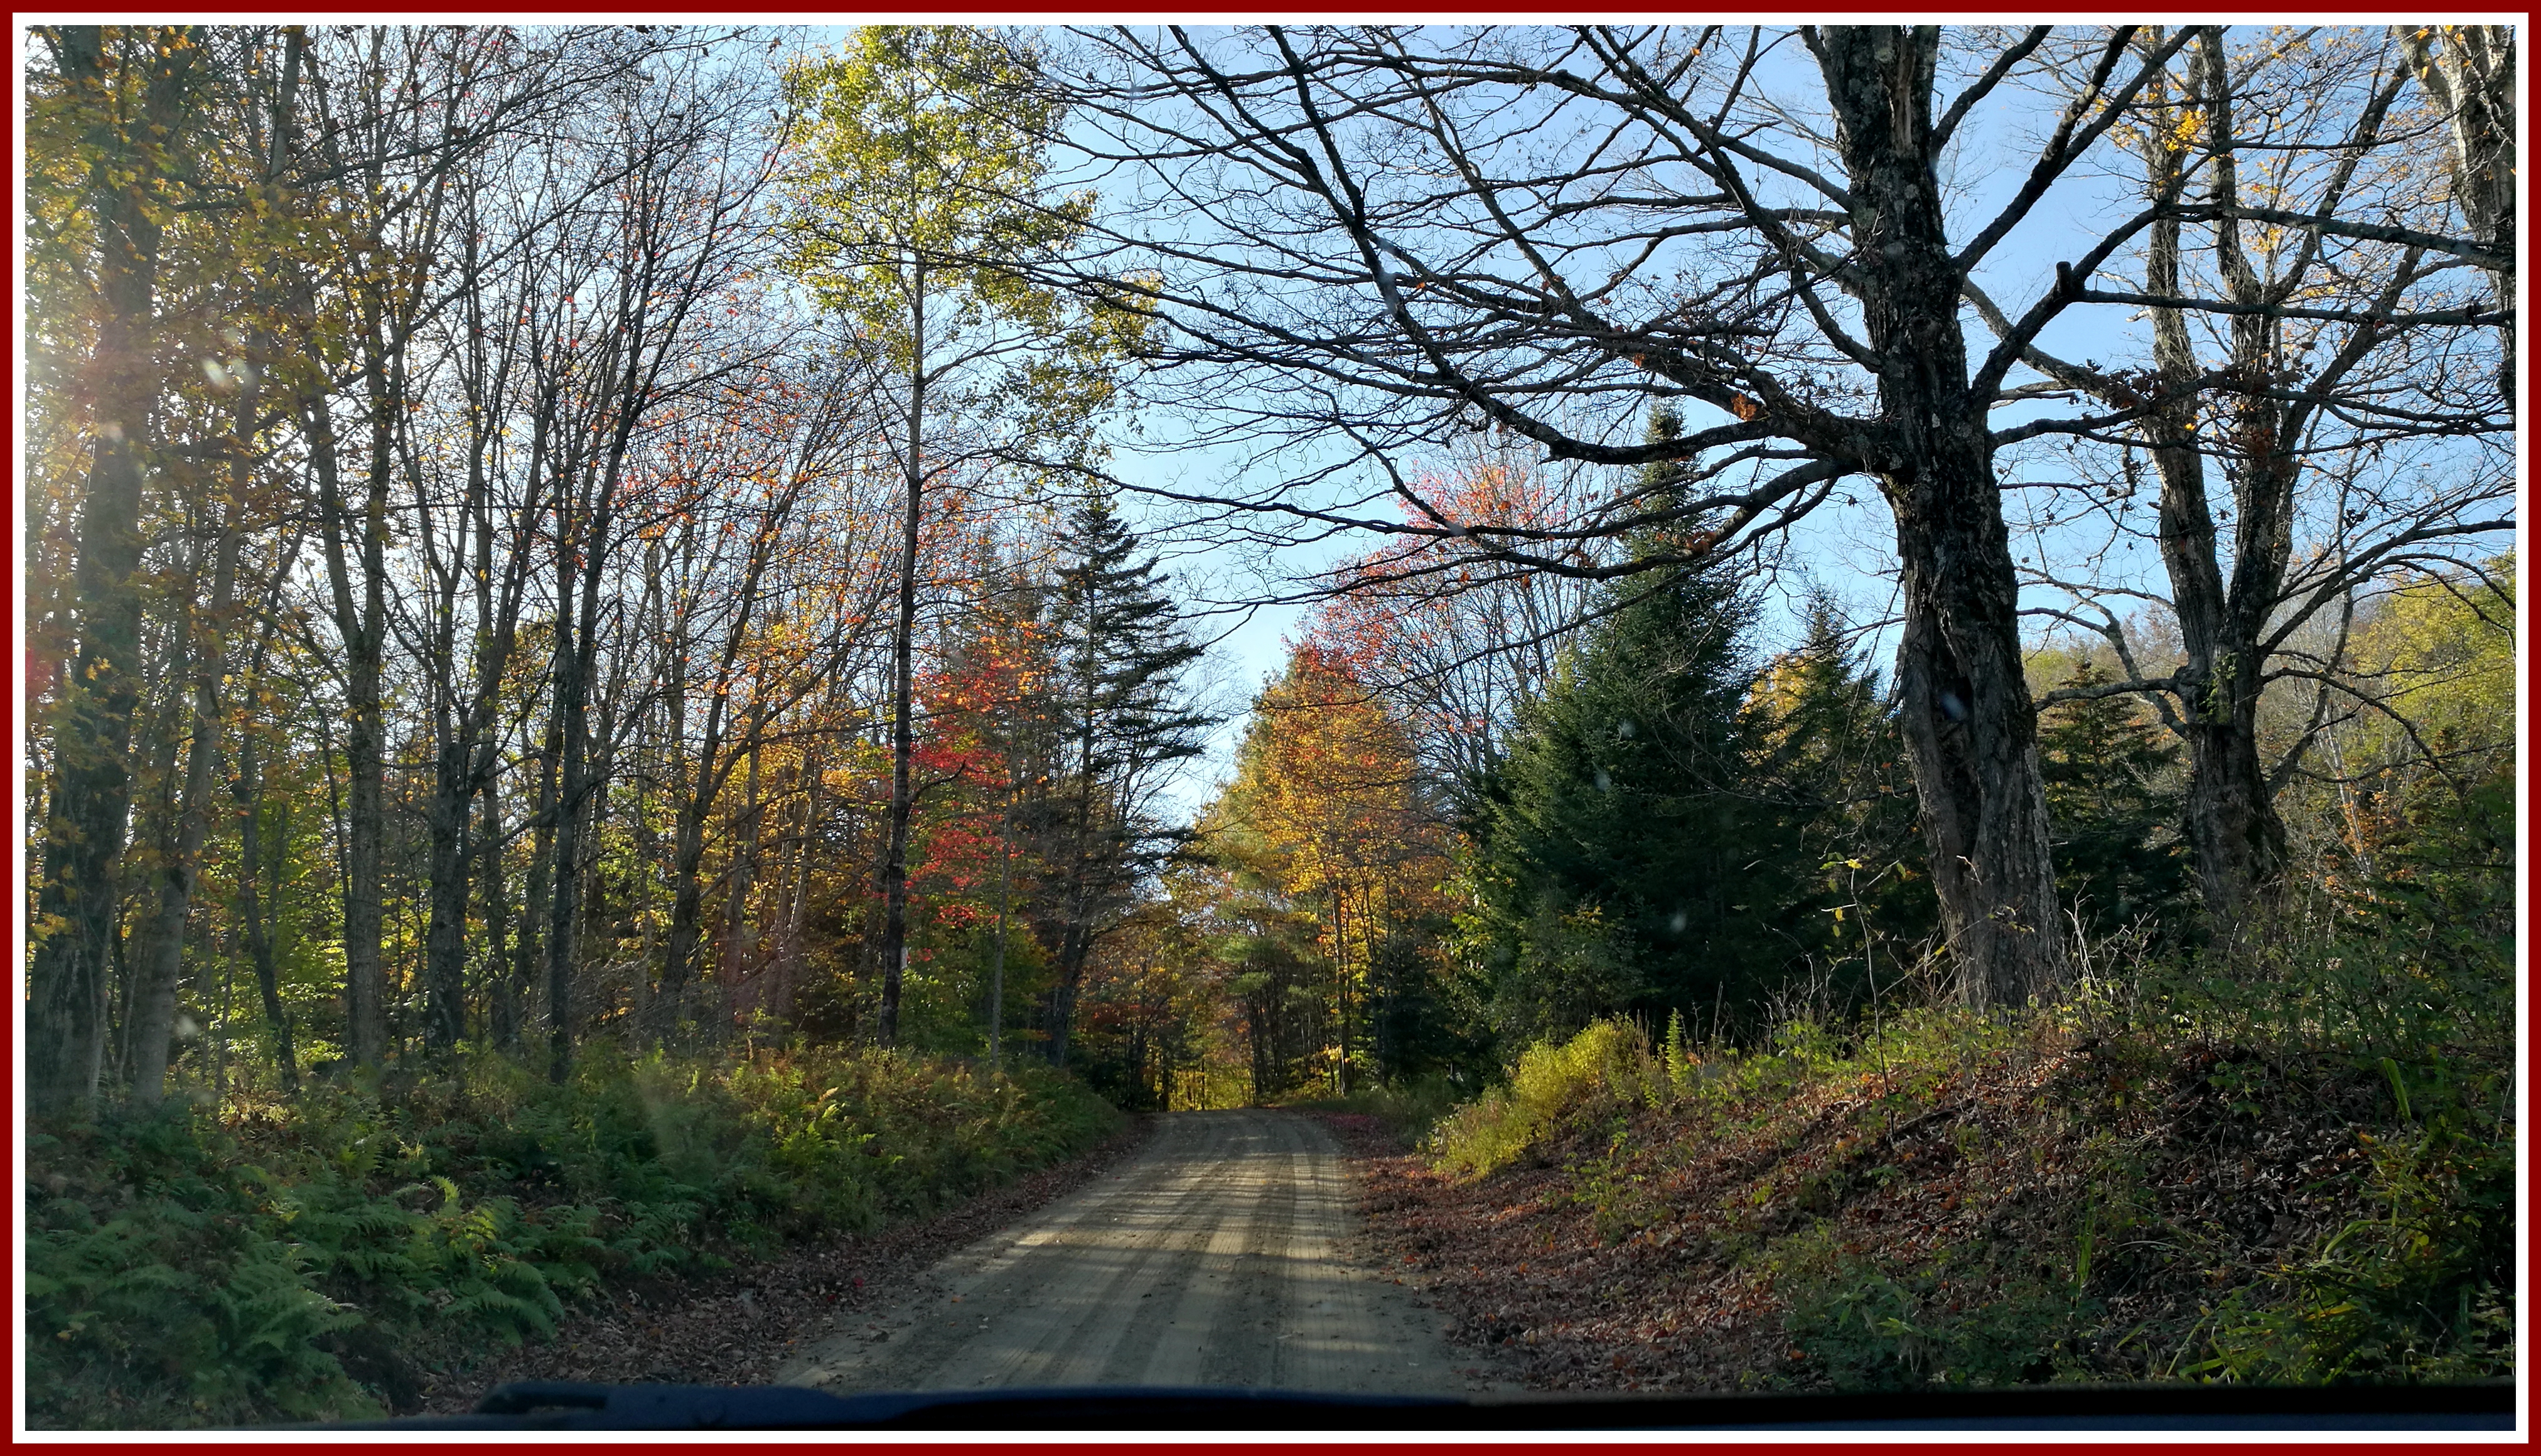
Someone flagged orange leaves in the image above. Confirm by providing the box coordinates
[1215,644,1452,946]
[1731,392,1762,422]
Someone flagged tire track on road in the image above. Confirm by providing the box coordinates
[777,1110,1506,1395]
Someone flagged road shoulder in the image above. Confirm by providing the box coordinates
[414,1113,1162,1413]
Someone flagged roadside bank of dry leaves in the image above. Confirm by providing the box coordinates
[1317,1020,2511,1393]
[414,1115,1158,1413]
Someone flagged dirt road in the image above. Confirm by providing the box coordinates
[775,1110,1503,1396]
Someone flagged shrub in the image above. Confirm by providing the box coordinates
[1286,1071,1473,1145]
[1774,1224,2099,1388]
[2186,1093,2516,1384]
[1430,1017,1668,1176]
[24,1046,1119,1428]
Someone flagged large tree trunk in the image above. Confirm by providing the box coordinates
[657,793,714,1042]
[543,366,637,1079]
[424,601,518,1059]
[544,687,590,1084]
[421,738,473,1052]
[2137,35,2289,926]
[544,530,603,1083]
[303,383,389,1071]
[510,712,562,1057]
[652,634,732,1045]
[1814,26,2068,1009]
[28,26,200,1118]
[1041,730,1100,1069]
[293,40,405,1071]
[122,640,189,1107]
[424,687,515,1056]
[578,711,618,1008]
[1045,918,1092,1070]
[423,159,537,1058]
[2400,24,2516,409]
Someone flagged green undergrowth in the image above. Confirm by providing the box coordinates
[1282,1072,1468,1146]
[1426,938,2513,1391]
[24,1046,1120,1429]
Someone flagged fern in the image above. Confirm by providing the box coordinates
[26,1046,1119,1429]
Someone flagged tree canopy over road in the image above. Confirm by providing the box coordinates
[21,24,2516,1423]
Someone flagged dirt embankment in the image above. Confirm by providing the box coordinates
[1314,1039,2478,1393]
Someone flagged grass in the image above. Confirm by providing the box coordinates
[23,1045,1120,1429]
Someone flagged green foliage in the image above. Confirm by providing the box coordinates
[1470,900,1643,1051]
[1021,495,1215,1060]
[1365,930,1483,1083]
[1456,515,1932,1052]
[24,1047,1119,1429]
[779,26,1143,451]
[24,1117,376,1428]
[1429,1017,1671,1177]
[2351,553,2515,765]
[2034,661,2194,943]
[1048,495,1213,784]
[1454,554,1766,1049]
[2132,917,2508,1069]
[2189,1114,2515,1384]
[2142,918,2514,1384]
[1283,1072,1468,1146]
[1775,1225,2099,1388]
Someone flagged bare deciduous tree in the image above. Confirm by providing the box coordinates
[2005,26,2512,923]
[1053,23,2233,1005]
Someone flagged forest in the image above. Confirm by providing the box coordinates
[20,23,2517,1425]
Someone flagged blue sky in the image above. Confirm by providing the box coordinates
[773,24,2509,822]
[1071,24,2174,813]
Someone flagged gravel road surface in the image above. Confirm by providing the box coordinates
[775,1110,1503,1395]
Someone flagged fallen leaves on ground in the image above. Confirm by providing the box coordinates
[1318,1033,2420,1394]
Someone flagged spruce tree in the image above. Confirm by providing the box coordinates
[1456,410,1936,1049]
[1028,494,1213,1065]
[2036,660,2193,943]
[1459,407,1778,1046]
[1749,589,1938,1017]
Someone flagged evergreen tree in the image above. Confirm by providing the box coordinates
[2036,661,2194,944]
[1027,494,1213,1065]
[1458,407,1777,1046]
[1456,412,1935,1049]
[1746,591,1940,1020]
